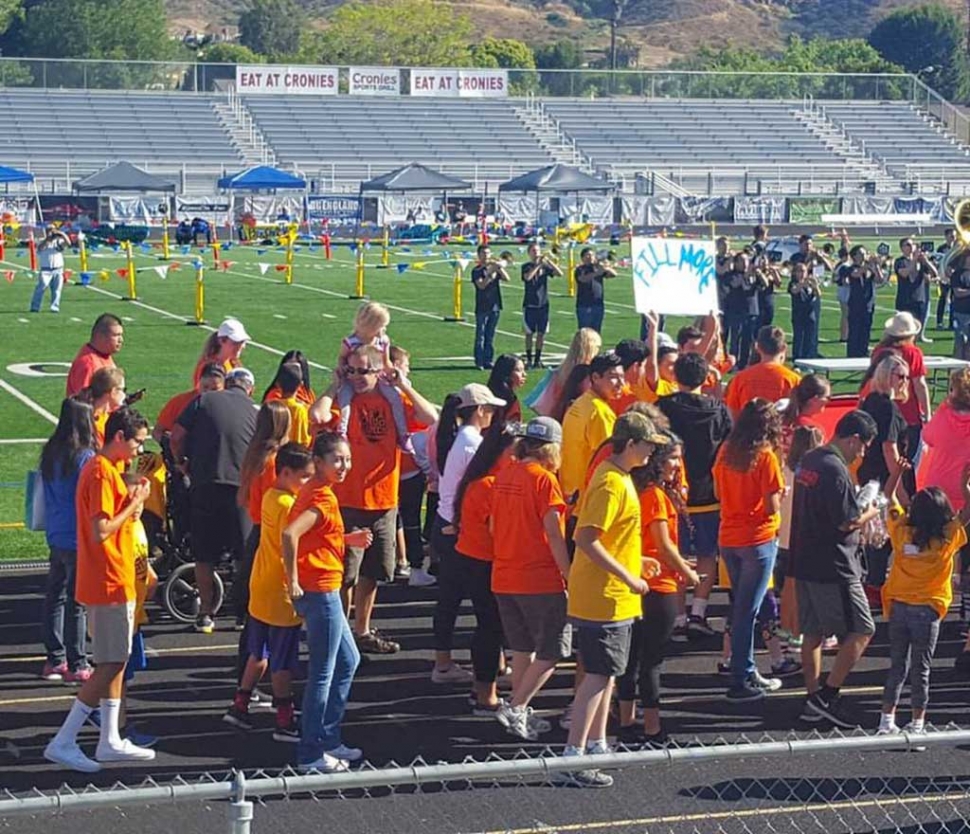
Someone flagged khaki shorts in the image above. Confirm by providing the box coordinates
[88,602,135,664]
[341,507,398,586]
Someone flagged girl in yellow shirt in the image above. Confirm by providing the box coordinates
[878,467,970,736]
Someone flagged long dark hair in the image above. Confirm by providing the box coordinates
[782,374,830,425]
[550,363,590,424]
[907,486,956,550]
[435,393,476,476]
[487,354,522,416]
[263,350,312,401]
[631,430,688,520]
[40,399,96,481]
[722,398,782,472]
[453,421,516,530]
[238,401,291,507]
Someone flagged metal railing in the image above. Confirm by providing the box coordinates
[2,728,969,833]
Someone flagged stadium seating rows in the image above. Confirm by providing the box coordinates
[0,89,966,195]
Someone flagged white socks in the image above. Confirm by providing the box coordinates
[51,698,95,748]
[98,698,123,750]
[878,713,897,732]
[691,598,709,619]
[674,614,687,629]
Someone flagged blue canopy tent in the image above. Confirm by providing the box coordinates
[0,164,43,225]
[217,166,307,232]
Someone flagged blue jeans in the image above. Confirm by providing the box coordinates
[295,590,360,764]
[42,547,87,669]
[954,312,970,361]
[576,303,605,333]
[30,269,64,313]
[723,540,777,686]
[474,310,500,368]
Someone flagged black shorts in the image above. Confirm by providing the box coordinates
[189,483,250,565]
[574,621,633,677]
[522,306,550,335]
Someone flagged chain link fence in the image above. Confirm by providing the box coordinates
[2,727,969,834]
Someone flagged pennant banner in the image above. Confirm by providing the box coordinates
[153,266,170,279]
[258,263,271,276]
[3,270,13,283]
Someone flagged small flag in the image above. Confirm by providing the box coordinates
[192,259,203,270]
[63,270,73,280]
[79,271,92,285]
[98,270,110,282]
[153,266,170,279]
[116,268,128,278]
[457,258,470,270]
[412,262,427,270]
[168,262,181,272]
[274,265,287,272]
[220,260,234,271]
[180,245,191,255]
[396,263,409,274]
[256,248,266,255]
[3,270,13,283]
[258,263,271,276]
[139,242,152,253]
[222,242,233,250]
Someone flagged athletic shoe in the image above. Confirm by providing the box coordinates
[876,720,901,735]
[272,723,300,743]
[617,725,646,746]
[953,651,970,678]
[806,692,861,729]
[222,704,253,731]
[496,704,538,741]
[822,636,839,652]
[716,659,732,675]
[355,631,400,654]
[798,697,823,723]
[41,661,68,682]
[751,672,783,693]
[431,663,474,685]
[63,666,94,685]
[525,707,552,734]
[249,689,274,711]
[672,623,689,642]
[551,767,614,788]
[641,729,670,749]
[95,738,156,762]
[902,722,927,752]
[394,564,411,580]
[124,729,158,748]
[771,655,802,677]
[298,754,349,774]
[725,681,765,703]
[194,614,215,634]
[471,698,506,717]
[408,568,437,588]
[585,740,612,755]
[558,704,572,730]
[43,740,101,773]
[687,615,717,639]
[325,743,363,762]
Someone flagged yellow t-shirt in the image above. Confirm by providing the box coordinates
[633,377,677,405]
[883,507,966,619]
[568,460,642,623]
[249,488,302,627]
[132,519,150,629]
[284,397,312,448]
[561,391,617,499]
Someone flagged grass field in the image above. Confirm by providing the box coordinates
[0,233,957,561]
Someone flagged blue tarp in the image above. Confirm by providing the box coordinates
[0,165,34,184]
[217,166,306,191]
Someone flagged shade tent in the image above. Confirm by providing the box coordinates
[217,166,306,191]
[73,161,176,194]
[357,163,470,229]
[497,164,612,193]
[0,164,42,224]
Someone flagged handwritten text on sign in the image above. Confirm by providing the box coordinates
[631,237,720,316]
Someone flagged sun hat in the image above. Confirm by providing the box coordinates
[217,317,251,343]
[457,383,506,409]
[883,311,921,339]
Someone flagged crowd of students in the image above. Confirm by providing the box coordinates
[32,273,970,788]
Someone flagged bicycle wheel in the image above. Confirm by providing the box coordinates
[162,562,224,623]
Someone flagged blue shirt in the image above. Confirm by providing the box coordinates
[43,449,95,551]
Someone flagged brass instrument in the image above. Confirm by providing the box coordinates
[942,199,970,277]
[484,251,515,275]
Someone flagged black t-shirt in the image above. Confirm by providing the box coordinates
[857,392,907,487]
[788,276,818,314]
[177,387,258,488]
[471,264,502,314]
[894,256,930,306]
[789,445,864,584]
[521,261,555,308]
[952,269,970,315]
[721,270,759,316]
[574,263,605,306]
[839,263,876,313]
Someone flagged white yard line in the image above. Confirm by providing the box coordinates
[0,438,47,444]
[0,379,58,425]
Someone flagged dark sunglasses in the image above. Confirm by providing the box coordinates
[346,367,379,377]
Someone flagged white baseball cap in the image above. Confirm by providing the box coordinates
[457,383,506,409]
[217,318,251,343]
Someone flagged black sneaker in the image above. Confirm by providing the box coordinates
[355,631,400,654]
[725,681,765,703]
[672,623,689,642]
[222,704,252,731]
[799,697,823,723]
[617,724,646,746]
[272,719,300,743]
[194,614,215,634]
[806,691,860,729]
[954,651,970,678]
[687,615,717,639]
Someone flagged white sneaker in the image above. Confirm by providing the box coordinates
[298,753,349,773]
[902,722,927,751]
[44,740,101,773]
[496,704,538,741]
[525,706,552,734]
[877,721,901,735]
[95,738,156,762]
[324,743,363,762]
[431,663,474,684]
[408,568,437,588]
[585,740,612,755]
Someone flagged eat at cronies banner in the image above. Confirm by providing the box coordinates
[235,65,509,97]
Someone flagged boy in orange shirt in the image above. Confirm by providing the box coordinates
[224,443,314,741]
[44,408,154,773]
[724,326,800,419]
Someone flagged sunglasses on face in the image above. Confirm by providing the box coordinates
[346,367,379,377]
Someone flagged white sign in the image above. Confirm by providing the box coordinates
[631,237,720,316]
[235,64,338,95]
[349,67,401,96]
[410,68,508,97]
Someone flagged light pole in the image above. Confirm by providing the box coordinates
[610,0,624,92]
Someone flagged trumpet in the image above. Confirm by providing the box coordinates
[485,251,515,274]
[540,245,560,266]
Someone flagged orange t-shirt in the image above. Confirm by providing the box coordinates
[640,485,680,594]
[75,455,136,606]
[332,389,410,511]
[93,410,109,448]
[456,456,513,562]
[291,481,346,593]
[725,362,800,413]
[713,447,784,548]
[611,383,638,416]
[66,343,115,398]
[193,356,237,388]
[490,461,567,594]
[246,453,277,525]
[399,390,430,479]
[265,383,316,406]
[155,390,198,436]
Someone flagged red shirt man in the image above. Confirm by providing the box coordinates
[66,314,124,397]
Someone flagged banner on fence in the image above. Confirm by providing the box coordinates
[733,196,786,224]
[631,237,720,316]
[788,198,840,224]
[108,197,162,225]
[39,196,98,228]
[236,64,338,95]
[678,196,732,223]
[0,197,38,226]
[175,195,231,224]
[307,194,361,222]
[234,195,304,225]
[410,68,508,97]
[349,67,401,96]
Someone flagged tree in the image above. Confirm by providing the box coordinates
[239,0,304,60]
[197,42,264,91]
[868,4,970,101]
[534,39,584,96]
[303,0,473,67]
[470,37,535,70]
[0,0,21,35]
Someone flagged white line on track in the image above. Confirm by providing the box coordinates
[0,379,58,424]
[0,437,47,444]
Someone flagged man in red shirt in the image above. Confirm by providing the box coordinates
[66,313,125,397]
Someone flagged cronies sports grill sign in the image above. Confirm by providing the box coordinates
[235,65,338,95]
[349,67,401,96]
